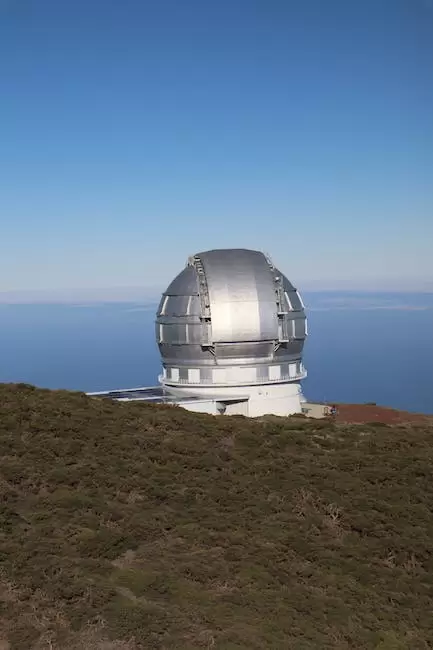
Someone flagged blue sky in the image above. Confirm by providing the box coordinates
[1,0,432,297]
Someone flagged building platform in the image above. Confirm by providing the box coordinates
[86,386,250,415]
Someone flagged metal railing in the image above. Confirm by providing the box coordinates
[160,367,307,387]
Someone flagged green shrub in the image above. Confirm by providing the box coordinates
[0,383,432,649]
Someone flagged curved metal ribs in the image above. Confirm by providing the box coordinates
[190,255,213,348]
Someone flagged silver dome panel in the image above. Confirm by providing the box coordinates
[155,248,307,387]
[200,249,278,344]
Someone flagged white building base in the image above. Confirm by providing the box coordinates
[163,381,304,417]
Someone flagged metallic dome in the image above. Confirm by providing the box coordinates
[155,249,307,389]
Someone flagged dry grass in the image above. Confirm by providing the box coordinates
[0,383,433,649]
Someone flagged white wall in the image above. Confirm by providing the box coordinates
[170,382,303,417]
[224,400,249,416]
[179,399,218,415]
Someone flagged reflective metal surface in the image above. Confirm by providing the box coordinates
[156,249,307,387]
[202,249,278,343]
[88,386,206,403]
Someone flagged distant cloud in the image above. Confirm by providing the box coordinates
[124,305,158,312]
[304,292,433,312]
[300,279,433,292]
[0,286,162,304]
[2,286,432,310]
[308,305,431,312]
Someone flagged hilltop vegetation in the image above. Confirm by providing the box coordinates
[0,383,433,649]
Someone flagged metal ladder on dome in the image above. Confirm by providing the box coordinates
[276,279,291,343]
[192,255,213,348]
[265,254,292,344]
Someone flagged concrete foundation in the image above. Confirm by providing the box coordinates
[163,381,304,417]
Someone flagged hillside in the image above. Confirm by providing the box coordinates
[0,384,433,649]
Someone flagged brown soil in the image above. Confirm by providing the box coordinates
[335,403,431,424]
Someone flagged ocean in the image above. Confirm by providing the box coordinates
[1,291,432,414]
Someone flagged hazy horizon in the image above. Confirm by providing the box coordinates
[1,291,432,414]
[2,283,433,305]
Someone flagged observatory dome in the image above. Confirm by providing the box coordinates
[155,249,307,410]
